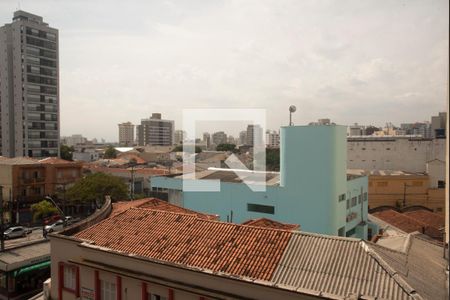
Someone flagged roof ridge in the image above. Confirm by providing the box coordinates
[290,230,362,241]
[361,241,421,298]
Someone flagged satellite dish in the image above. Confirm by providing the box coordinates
[289,105,297,113]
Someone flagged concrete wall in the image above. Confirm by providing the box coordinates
[347,137,446,173]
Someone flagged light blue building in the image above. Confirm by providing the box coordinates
[151,125,368,239]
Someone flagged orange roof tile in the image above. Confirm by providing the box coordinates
[242,218,300,231]
[372,210,425,233]
[39,157,80,164]
[403,210,445,229]
[75,208,292,281]
[112,198,218,220]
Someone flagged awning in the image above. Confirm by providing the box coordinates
[13,260,50,277]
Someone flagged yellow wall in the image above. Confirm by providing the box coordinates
[368,175,445,213]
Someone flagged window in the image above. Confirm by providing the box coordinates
[351,197,357,207]
[363,192,368,201]
[148,294,167,300]
[247,203,274,214]
[358,195,362,204]
[437,180,445,188]
[101,280,116,300]
[346,228,356,237]
[338,227,345,237]
[338,194,346,202]
[63,265,76,291]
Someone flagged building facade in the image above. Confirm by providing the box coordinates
[211,131,227,146]
[0,11,59,158]
[265,130,280,148]
[118,122,134,147]
[246,124,263,146]
[174,130,185,145]
[137,113,174,146]
[152,125,369,239]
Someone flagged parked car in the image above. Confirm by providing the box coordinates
[44,214,62,225]
[3,226,27,239]
[44,220,65,233]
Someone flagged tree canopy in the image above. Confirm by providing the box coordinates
[66,172,128,203]
[216,143,237,152]
[173,145,202,153]
[31,200,59,222]
[60,145,74,161]
[104,145,117,159]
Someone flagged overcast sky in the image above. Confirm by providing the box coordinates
[1,0,448,142]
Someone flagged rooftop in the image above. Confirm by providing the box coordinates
[0,241,50,272]
[347,169,426,177]
[73,207,417,299]
[241,218,299,231]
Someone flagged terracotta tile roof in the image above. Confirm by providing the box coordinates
[111,198,218,220]
[116,153,147,164]
[241,218,299,231]
[138,198,219,220]
[372,210,425,233]
[0,157,39,165]
[75,208,292,281]
[85,165,169,176]
[403,210,445,230]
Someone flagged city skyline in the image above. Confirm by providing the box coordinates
[0,0,448,142]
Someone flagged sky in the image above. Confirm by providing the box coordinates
[1,0,448,142]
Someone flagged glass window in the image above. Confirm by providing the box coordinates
[338,194,346,202]
[351,197,357,207]
[63,265,76,291]
[101,280,116,300]
[247,203,275,214]
[148,294,167,300]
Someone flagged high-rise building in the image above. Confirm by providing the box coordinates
[212,131,227,146]
[246,124,263,146]
[137,113,174,146]
[0,11,59,158]
[118,122,134,146]
[202,132,211,148]
[174,130,186,145]
[265,130,280,148]
[238,131,247,145]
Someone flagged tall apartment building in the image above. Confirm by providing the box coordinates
[212,131,227,146]
[0,11,59,158]
[246,124,263,146]
[118,122,134,146]
[136,113,174,146]
[202,132,211,148]
[266,130,280,148]
[174,130,185,145]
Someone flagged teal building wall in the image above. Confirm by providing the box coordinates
[152,125,368,239]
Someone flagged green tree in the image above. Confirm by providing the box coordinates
[66,172,128,204]
[266,148,280,171]
[104,145,117,159]
[216,143,237,152]
[60,145,74,161]
[31,200,59,222]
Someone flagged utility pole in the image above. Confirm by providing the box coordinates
[0,186,4,251]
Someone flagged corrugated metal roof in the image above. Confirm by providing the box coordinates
[271,232,417,300]
[370,235,447,300]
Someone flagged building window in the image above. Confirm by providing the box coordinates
[338,194,346,202]
[338,227,345,237]
[148,294,167,300]
[247,203,274,214]
[101,280,116,300]
[63,265,77,291]
[351,197,357,207]
[437,180,445,188]
[363,192,368,201]
[358,195,362,204]
[346,199,350,209]
[346,228,356,237]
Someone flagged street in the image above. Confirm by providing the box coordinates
[4,228,45,249]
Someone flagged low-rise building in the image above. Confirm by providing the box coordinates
[49,202,421,300]
[348,169,446,213]
[0,157,82,223]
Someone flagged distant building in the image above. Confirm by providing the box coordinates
[174,130,186,145]
[246,124,263,146]
[61,134,87,147]
[153,125,369,239]
[202,132,211,148]
[212,131,227,146]
[137,113,174,146]
[118,122,134,146]
[347,136,446,173]
[227,135,236,145]
[266,130,280,148]
[239,130,247,145]
[0,11,59,158]
[348,123,365,136]
[431,112,447,138]
[309,119,334,126]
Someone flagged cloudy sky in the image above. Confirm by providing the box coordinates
[1,0,448,142]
